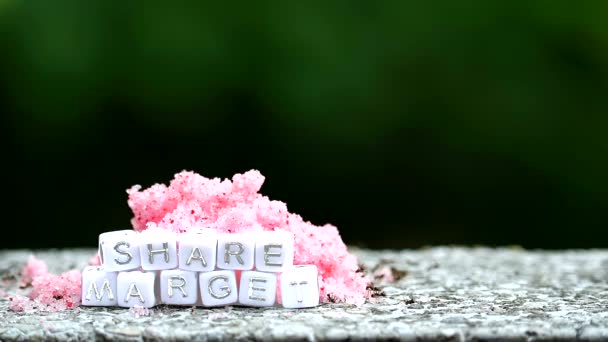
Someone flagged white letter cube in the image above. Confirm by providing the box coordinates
[139,229,178,271]
[117,271,157,308]
[160,270,198,305]
[99,230,142,271]
[199,270,238,307]
[280,265,320,308]
[239,270,277,307]
[255,231,294,272]
[81,266,117,306]
[216,233,254,270]
[178,228,217,272]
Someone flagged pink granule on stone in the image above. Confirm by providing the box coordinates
[129,305,153,317]
[372,265,395,283]
[88,253,101,266]
[127,170,370,304]
[10,258,82,313]
[20,255,48,288]
[8,295,32,312]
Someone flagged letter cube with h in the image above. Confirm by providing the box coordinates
[139,229,178,271]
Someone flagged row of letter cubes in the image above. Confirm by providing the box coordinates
[99,229,294,272]
[82,266,319,308]
[86,228,320,308]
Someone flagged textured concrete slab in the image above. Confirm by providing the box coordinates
[1,247,607,341]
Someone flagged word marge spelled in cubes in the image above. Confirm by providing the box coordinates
[82,228,319,309]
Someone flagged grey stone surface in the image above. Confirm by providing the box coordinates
[1,247,608,341]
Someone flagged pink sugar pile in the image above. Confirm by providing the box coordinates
[19,256,48,288]
[9,256,81,312]
[128,170,370,304]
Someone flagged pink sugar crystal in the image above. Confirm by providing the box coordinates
[29,270,82,311]
[129,305,153,317]
[372,265,395,283]
[8,295,32,312]
[88,253,101,266]
[20,255,48,288]
[127,170,370,304]
[10,265,82,313]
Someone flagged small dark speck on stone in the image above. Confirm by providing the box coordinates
[403,297,415,305]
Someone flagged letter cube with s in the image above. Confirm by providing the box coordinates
[99,230,142,271]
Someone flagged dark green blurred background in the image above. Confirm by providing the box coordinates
[1,1,607,249]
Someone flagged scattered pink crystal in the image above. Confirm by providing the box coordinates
[129,305,153,317]
[208,311,230,321]
[20,255,48,288]
[10,258,82,313]
[372,265,395,283]
[127,170,370,304]
[372,265,407,284]
[208,306,232,320]
[8,295,29,312]
[88,253,101,266]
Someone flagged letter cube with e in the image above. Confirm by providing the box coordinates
[239,270,277,307]
[280,265,320,308]
[178,228,217,272]
[199,270,238,307]
[160,270,198,305]
[139,229,178,271]
[99,230,142,271]
[117,271,157,308]
[217,233,254,270]
[255,231,294,272]
[81,266,117,306]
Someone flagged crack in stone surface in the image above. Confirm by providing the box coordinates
[1,247,607,341]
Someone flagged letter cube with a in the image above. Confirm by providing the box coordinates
[81,266,117,306]
[238,270,277,307]
[117,271,157,308]
[216,233,254,270]
[280,265,320,308]
[160,270,198,305]
[178,228,217,272]
[139,229,178,271]
[254,231,294,272]
[99,230,142,271]
[199,270,238,307]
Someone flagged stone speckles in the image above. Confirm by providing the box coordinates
[1,247,608,341]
